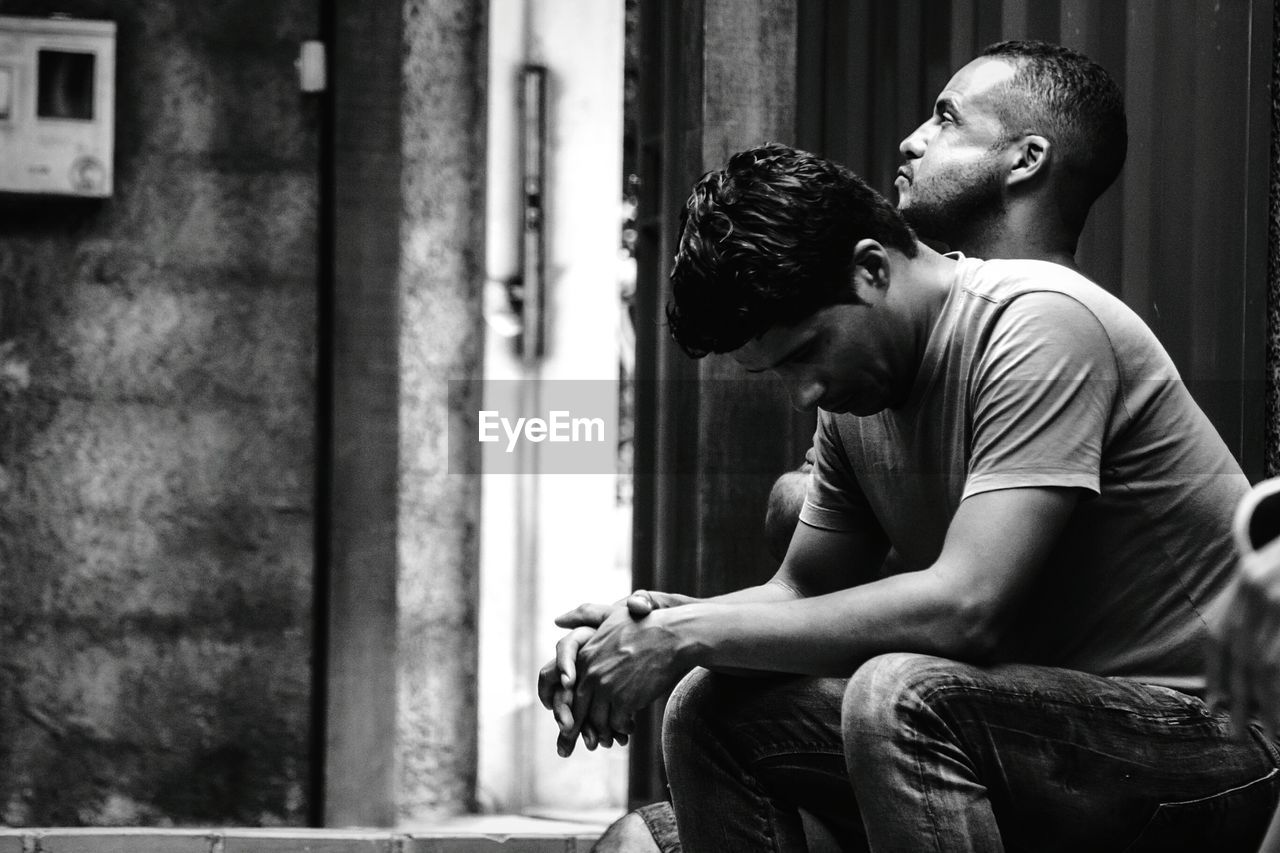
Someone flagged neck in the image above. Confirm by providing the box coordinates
[949,200,1081,271]
[960,230,1079,271]
[901,244,956,344]
[879,243,958,409]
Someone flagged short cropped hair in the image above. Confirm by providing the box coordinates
[981,40,1127,224]
[667,143,917,358]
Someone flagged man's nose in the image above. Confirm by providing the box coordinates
[899,121,930,158]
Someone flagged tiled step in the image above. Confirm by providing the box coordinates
[0,815,615,853]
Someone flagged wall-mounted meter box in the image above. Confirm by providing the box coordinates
[0,15,116,197]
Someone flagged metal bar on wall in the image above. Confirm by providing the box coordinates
[520,64,547,362]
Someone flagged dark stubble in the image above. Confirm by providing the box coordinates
[898,155,1007,250]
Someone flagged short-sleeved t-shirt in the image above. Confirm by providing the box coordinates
[799,257,1247,694]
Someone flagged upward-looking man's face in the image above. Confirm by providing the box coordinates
[895,56,1020,243]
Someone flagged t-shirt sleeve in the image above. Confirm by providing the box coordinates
[964,290,1119,499]
[799,412,879,532]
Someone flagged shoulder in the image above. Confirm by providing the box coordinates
[951,260,1110,353]
[960,258,1136,325]
[959,258,1155,356]
[978,259,1178,374]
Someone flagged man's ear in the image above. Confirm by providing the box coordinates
[851,239,890,296]
[1007,134,1050,188]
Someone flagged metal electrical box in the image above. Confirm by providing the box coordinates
[0,15,116,197]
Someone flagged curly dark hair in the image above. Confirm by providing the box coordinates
[667,144,918,358]
[980,40,1127,227]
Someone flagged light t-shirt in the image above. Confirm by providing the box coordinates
[799,256,1247,694]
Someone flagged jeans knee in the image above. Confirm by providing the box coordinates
[661,667,715,763]
[843,653,958,748]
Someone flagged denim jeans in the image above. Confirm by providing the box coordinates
[661,654,1280,852]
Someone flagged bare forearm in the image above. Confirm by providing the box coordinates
[656,581,804,677]
[698,578,804,606]
[660,570,986,677]
[659,489,1075,675]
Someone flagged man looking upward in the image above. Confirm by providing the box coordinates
[894,40,1125,269]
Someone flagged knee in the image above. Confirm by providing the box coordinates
[842,653,958,748]
[662,668,775,769]
[661,667,715,759]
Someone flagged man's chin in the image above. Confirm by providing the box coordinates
[893,178,908,208]
[902,178,1006,249]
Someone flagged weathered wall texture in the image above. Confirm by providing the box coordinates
[0,1,318,825]
[396,0,486,821]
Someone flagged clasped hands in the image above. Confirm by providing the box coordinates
[537,589,691,757]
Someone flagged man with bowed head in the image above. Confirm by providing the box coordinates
[542,42,1280,852]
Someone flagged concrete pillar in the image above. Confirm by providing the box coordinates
[397,0,487,822]
[325,0,486,825]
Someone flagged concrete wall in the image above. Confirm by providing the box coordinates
[0,0,318,825]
